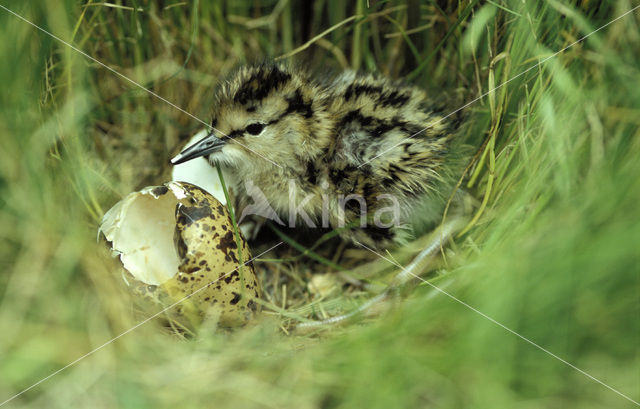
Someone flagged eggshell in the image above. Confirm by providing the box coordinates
[99,181,261,328]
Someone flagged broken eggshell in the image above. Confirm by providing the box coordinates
[99,181,261,328]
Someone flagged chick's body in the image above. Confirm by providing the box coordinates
[172,63,464,248]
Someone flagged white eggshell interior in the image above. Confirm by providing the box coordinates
[100,188,181,286]
[171,129,227,205]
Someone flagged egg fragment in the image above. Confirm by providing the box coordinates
[99,181,261,328]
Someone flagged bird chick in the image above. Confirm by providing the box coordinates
[171,62,465,248]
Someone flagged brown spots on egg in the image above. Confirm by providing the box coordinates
[168,182,261,328]
[216,230,239,263]
[176,203,211,226]
[150,185,169,198]
[230,292,241,305]
[113,181,262,329]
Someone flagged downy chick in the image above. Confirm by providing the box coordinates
[171,62,465,248]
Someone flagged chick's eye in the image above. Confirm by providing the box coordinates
[246,123,265,135]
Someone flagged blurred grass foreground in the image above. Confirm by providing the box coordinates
[1,1,639,408]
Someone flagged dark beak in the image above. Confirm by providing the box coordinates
[170,132,226,165]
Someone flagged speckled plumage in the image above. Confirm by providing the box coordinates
[178,62,465,248]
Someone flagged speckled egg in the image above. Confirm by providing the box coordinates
[99,181,261,328]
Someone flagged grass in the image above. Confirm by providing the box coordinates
[1,0,639,408]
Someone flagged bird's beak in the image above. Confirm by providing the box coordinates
[170,132,226,165]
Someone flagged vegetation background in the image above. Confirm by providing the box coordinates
[1,0,638,408]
